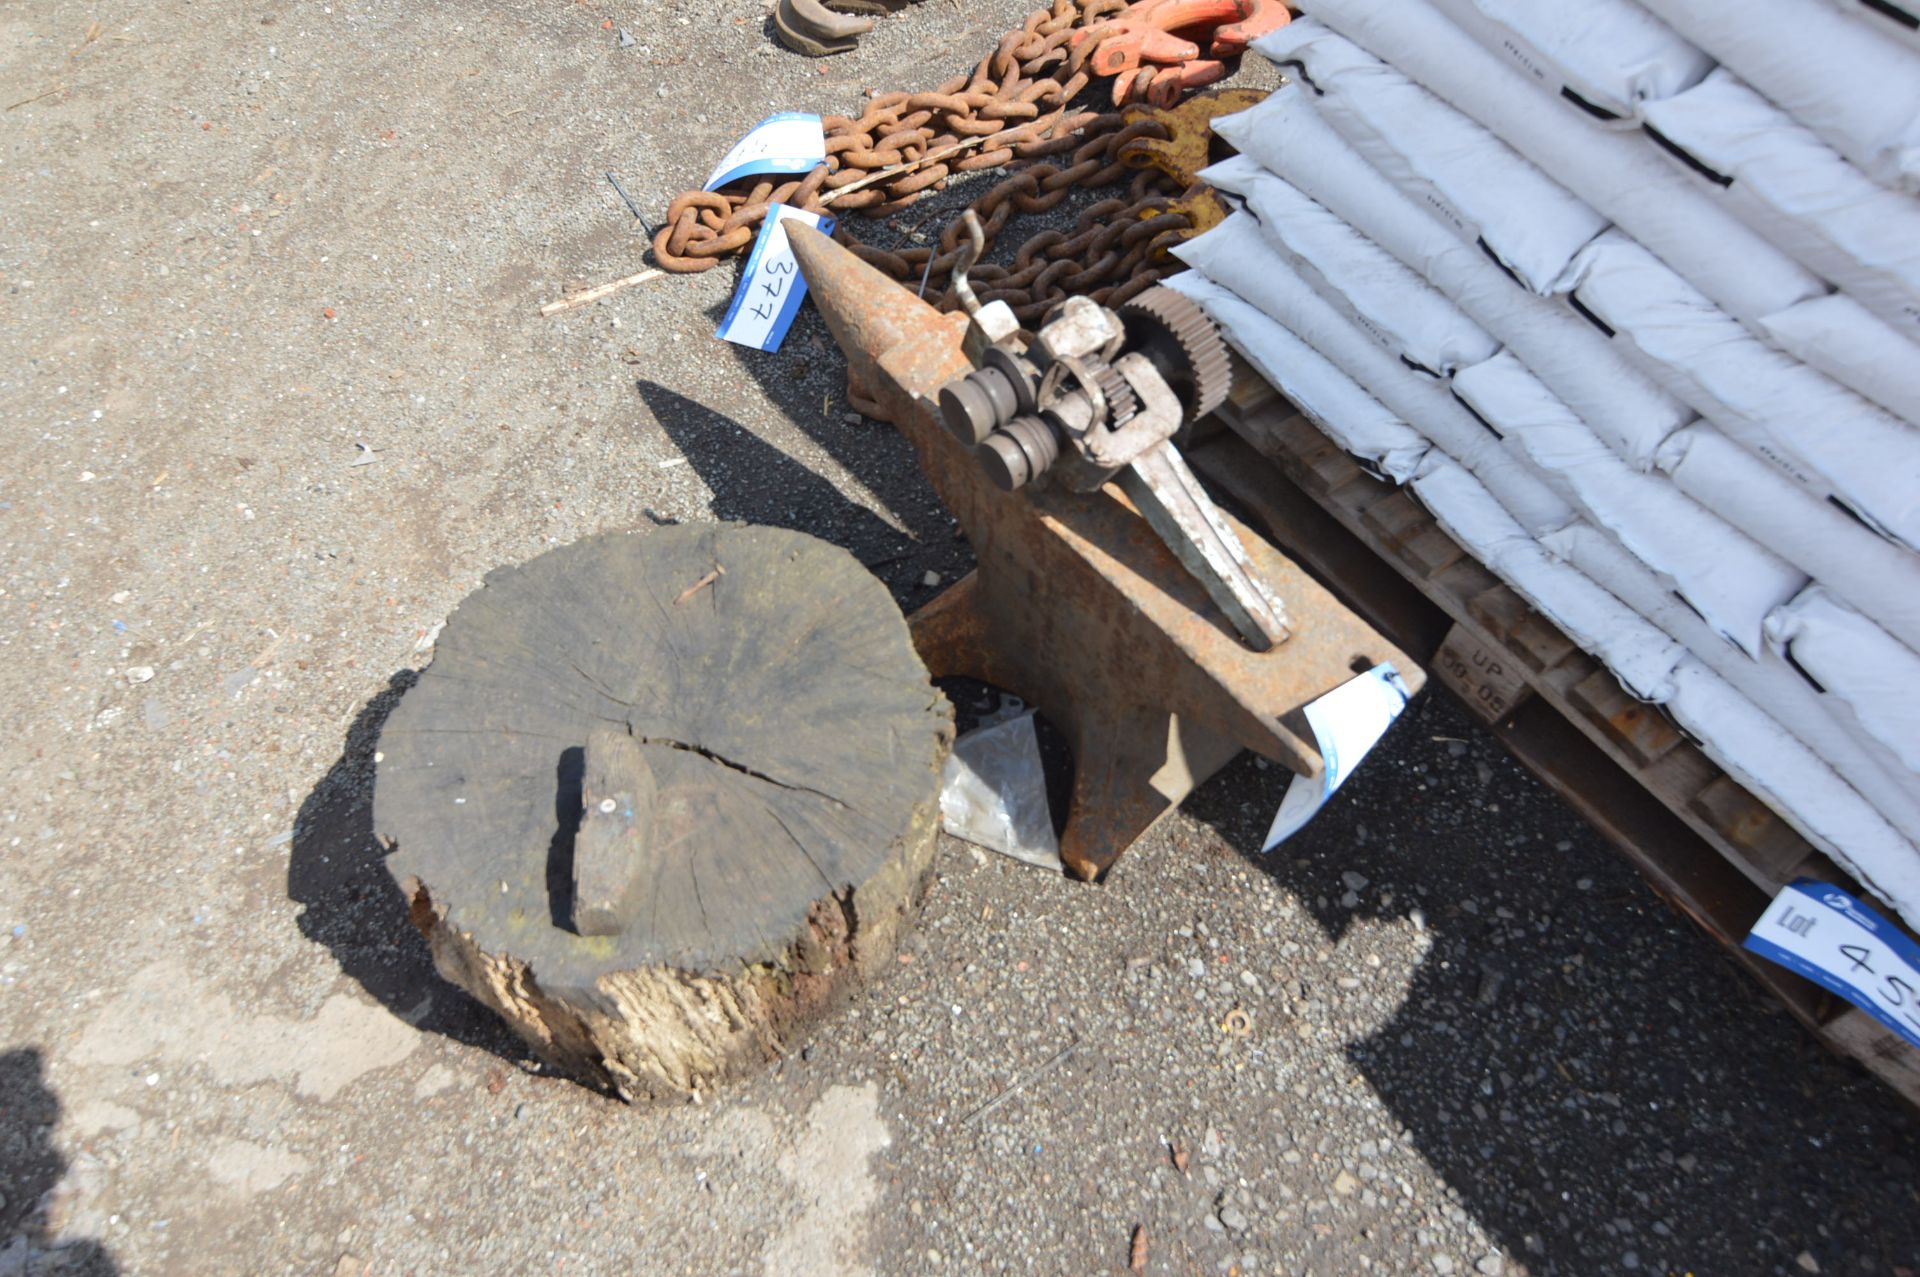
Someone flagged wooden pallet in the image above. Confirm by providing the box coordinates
[1187,379,1920,1106]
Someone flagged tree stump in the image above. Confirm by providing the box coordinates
[373,525,952,1100]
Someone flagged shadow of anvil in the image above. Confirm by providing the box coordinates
[787,222,1422,881]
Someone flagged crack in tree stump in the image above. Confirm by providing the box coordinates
[373,525,953,1100]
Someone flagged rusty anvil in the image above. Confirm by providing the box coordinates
[787,223,1422,879]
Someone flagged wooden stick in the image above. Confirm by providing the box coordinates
[538,267,665,316]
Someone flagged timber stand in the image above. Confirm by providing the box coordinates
[372,524,952,1100]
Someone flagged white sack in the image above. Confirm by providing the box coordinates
[1174,214,1576,536]
[1201,155,1497,376]
[1665,657,1920,929]
[1252,24,1605,293]
[1655,424,1920,653]
[1566,232,1920,551]
[1767,587,1920,776]
[1164,271,1432,483]
[1643,70,1920,343]
[1637,0,1920,195]
[1426,0,1712,123]
[1813,0,1920,54]
[1409,457,1681,698]
[1268,6,1827,325]
[1209,94,1691,467]
[1759,293,1920,427]
[1454,352,1806,657]
[1546,522,1920,839]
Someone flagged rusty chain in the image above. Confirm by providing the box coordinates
[654,0,1196,322]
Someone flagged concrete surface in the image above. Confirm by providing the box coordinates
[1,2,1915,1275]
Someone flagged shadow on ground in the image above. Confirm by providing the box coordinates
[1188,692,1920,1277]
[0,1048,118,1275]
[286,672,526,1064]
[634,376,968,612]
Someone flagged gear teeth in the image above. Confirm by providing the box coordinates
[1117,286,1233,431]
[1090,358,1140,425]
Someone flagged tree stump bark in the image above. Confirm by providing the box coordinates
[373,525,952,1100]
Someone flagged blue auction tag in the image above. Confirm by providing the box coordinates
[1744,879,1920,1050]
[715,204,836,354]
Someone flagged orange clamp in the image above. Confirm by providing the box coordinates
[1072,0,1291,107]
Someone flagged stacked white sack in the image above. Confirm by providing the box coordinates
[1177,0,1920,925]
[1253,17,1920,434]
[1642,71,1920,342]
[1423,0,1712,125]
[1767,589,1920,785]
[1171,211,1575,537]
[1564,232,1920,553]
[1544,524,1920,844]
[1260,9,1827,327]
[1811,0,1920,54]
[1200,136,1687,469]
[1410,461,1920,926]
[1162,271,1431,484]
[1635,0,1920,195]
[1652,426,1920,654]
[1448,351,1806,659]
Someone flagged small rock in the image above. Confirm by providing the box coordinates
[617,27,635,47]
[1576,877,1593,891]
[655,84,668,98]
[1475,1256,1503,1276]
[1218,1205,1249,1233]
[842,412,863,426]
[1239,970,1260,990]
[126,666,155,684]
[1341,871,1369,891]
[334,1258,363,1277]
[1621,1251,1639,1270]
[1200,1127,1223,1160]
[1331,1171,1359,1196]
[1432,1256,1455,1275]
[1795,1253,1820,1274]
[1676,1154,1697,1173]
[1186,957,1206,980]
[1202,1214,1225,1234]
[921,571,941,588]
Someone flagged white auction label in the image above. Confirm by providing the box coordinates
[1262,663,1411,852]
[714,204,836,353]
[703,113,827,191]
[1744,880,1920,1050]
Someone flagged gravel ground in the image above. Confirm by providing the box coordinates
[1,2,1915,1275]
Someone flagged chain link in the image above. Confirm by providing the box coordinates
[655,0,1196,320]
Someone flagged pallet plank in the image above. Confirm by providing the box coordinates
[1194,397,1920,1106]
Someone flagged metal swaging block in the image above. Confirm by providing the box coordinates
[785,218,1423,880]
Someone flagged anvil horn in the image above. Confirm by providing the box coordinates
[786,221,971,405]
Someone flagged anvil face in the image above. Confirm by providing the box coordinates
[787,223,1422,878]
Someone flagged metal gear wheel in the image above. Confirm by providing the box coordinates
[1116,286,1233,434]
[1090,357,1141,426]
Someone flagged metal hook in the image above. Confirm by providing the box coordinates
[950,209,986,316]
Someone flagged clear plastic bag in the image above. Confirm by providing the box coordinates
[938,709,1061,871]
